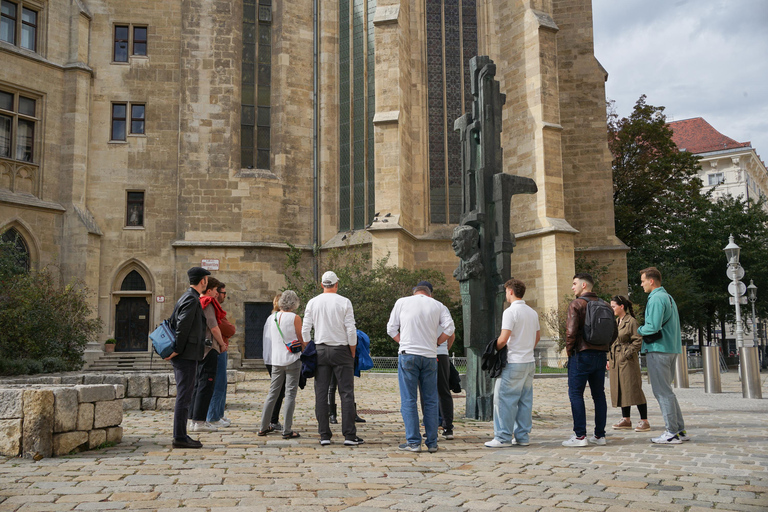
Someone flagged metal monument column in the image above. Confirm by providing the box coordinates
[452,56,537,420]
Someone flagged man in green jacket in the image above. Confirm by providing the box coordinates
[637,267,689,445]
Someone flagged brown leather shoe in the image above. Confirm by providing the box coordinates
[634,420,651,432]
[612,418,632,430]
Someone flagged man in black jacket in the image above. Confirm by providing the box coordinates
[165,266,210,448]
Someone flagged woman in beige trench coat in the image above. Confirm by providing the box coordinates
[608,295,650,432]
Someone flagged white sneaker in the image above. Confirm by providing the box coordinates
[190,421,218,433]
[484,438,512,448]
[588,435,606,446]
[562,435,588,447]
[677,430,690,442]
[511,438,529,446]
[209,419,230,428]
[651,431,682,444]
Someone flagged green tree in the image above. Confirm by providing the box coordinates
[283,245,463,356]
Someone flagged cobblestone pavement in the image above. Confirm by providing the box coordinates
[2,371,767,511]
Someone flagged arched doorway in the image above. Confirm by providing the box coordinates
[112,266,153,352]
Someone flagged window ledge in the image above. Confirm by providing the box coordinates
[127,134,146,138]
[236,168,279,180]
[108,140,128,144]
[123,226,145,230]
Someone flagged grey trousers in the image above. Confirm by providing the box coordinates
[314,344,356,441]
[260,359,301,434]
[646,352,686,434]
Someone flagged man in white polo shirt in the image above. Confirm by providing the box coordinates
[302,271,363,446]
[484,278,540,448]
[387,282,455,453]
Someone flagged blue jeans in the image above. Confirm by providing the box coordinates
[646,352,685,433]
[567,350,607,438]
[206,351,228,422]
[493,362,535,444]
[398,353,439,448]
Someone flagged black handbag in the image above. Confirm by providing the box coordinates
[642,331,663,344]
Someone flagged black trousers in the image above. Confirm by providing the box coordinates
[314,344,356,440]
[190,349,219,421]
[420,354,453,430]
[265,364,286,424]
[171,357,197,440]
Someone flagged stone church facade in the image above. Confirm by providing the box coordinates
[0,0,627,365]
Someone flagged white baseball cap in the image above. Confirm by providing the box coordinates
[321,271,339,286]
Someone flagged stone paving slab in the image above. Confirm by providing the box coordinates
[1,371,767,511]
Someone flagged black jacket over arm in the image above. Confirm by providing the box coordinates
[173,287,205,361]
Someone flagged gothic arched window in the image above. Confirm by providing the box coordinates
[1,227,30,272]
[120,270,146,291]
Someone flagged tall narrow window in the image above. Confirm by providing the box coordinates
[241,0,271,170]
[0,1,16,44]
[111,103,127,141]
[126,191,144,227]
[19,5,34,50]
[426,0,477,224]
[1,227,30,272]
[338,0,376,231]
[0,90,37,163]
[132,26,147,56]
[130,104,145,134]
[114,25,129,62]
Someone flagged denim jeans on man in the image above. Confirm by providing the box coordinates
[398,353,439,448]
[493,361,535,444]
[567,349,607,438]
[206,351,228,422]
[646,352,685,434]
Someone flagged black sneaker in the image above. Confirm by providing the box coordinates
[319,439,331,446]
[172,437,202,449]
[344,436,365,446]
[443,429,454,440]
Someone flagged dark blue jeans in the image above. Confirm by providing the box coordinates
[567,350,607,438]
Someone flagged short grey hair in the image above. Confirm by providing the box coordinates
[278,290,300,312]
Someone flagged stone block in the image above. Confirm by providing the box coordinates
[127,376,150,397]
[150,375,169,397]
[106,426,123,444]
[122,398,141,410]
[168,384,177,397]
[113,384,125,399]
[52,431,88,456]
[103,375,128,387]
[60,375,83,384]
[75,385,115,403]
[93,401,123,428]
[141,397,157,410]
[156,397,176,410]
[0,419,22,456]
[88,429,106,449]
[52,388,78,433]
[83,374,104,385]
[77,403,94,430]
[227,370,237,384]
[0,389,23,419]
[22,389,54,459]
[169,373,176,385]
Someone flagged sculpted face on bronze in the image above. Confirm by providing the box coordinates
[452,225,483,281]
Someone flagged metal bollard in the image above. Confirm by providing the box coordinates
[673,348,689,388]
[740,347,763,399]
[702,346,722,393]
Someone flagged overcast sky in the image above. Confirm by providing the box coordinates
[592,0,768,160]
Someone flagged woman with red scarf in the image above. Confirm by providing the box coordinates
[189,277,226,432]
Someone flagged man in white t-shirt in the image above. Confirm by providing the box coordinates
[484,278,540,448]
[387,283,455,453]
[302,271,362,446]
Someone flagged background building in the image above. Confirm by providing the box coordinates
[0,0,627,366]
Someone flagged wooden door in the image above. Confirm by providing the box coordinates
[115,297,150,351]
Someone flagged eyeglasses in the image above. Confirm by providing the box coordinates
[219,291,227,295]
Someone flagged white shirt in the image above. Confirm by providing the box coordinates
[301,292,357,346]
[436,303,453,356]
[269,311,301,366]
[262,312,275,364]
[387,294,455,358]
[501,300,540,364]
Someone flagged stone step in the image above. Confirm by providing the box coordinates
[240,359,267,371]
[86,352,172,372]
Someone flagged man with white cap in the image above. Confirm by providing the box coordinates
[302,271,363,446]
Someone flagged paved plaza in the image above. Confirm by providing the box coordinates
[1,370,767,511]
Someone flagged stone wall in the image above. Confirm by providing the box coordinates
[0,384,123,459]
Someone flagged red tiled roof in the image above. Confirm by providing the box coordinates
[668,117,751,154]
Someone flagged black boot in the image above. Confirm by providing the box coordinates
[354,403,366,423]
[329,404,338,424]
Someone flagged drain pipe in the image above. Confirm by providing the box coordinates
[312,0,320,282]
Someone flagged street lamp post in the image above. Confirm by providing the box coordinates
[747,280,762,369]
[724,235,762,399]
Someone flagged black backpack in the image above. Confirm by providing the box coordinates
[579,296,615,346]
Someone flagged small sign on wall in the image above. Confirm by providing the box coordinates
[202,259,220,271]
[156,296,165,303]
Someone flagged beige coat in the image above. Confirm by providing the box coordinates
[608,315,647,408]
